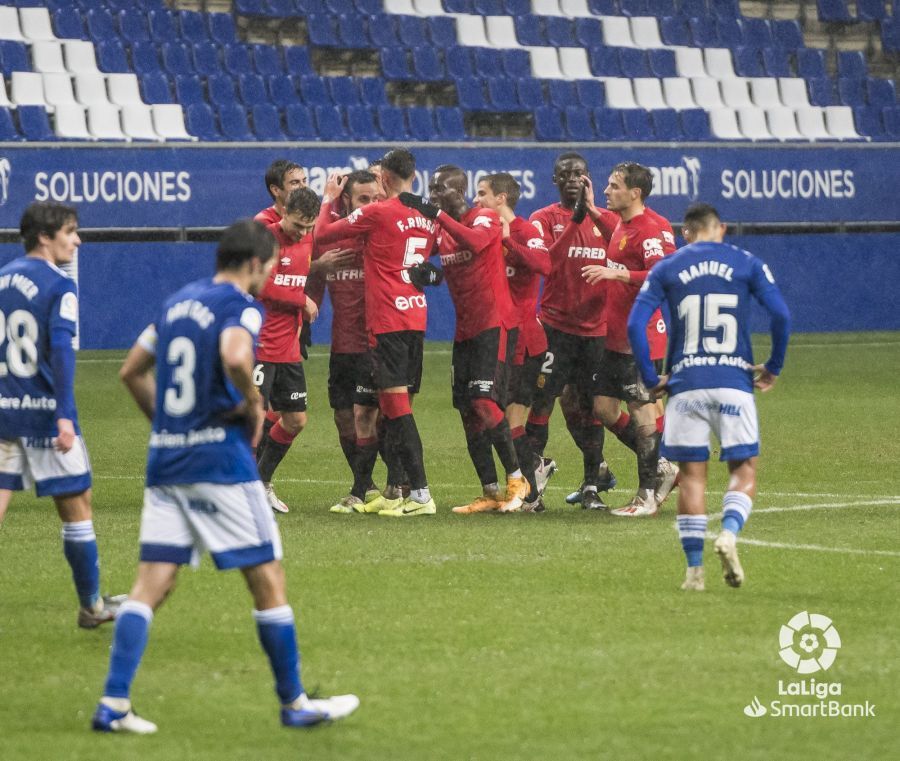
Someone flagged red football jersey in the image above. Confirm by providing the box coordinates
[643,207,677,360]
[436,207,512,342]
[504,216,549,361]
[604,209,671,354]
[254,206,281,226]
[529,203,612,337]
[257,224,311,363]
[318,233,367,355]
[314,197,437,336]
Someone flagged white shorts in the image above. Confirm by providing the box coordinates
[661,388,759,462]
[0,436,92,497]
[139,481,283,570]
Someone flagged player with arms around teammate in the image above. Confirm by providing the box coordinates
[0,202,123,628]
[92,220,358,734]
[627,203,790,591]
[255,159,307,226]
[315,148,438,516]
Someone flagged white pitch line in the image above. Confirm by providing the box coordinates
[707,498,899,521]
[733,537,900,558]
[787,342,900,349]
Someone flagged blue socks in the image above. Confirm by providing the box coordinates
[103,600,153,699]
[722,491,752,535]
[61,520,100,609]
[676,514,708,567]
[254,605,303,705]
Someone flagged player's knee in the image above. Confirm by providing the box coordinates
[281,412,306,435]
[592,397,618,426]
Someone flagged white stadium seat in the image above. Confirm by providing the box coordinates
[703,48,737,79]
[532,0,566,16]
[662,78,696,109]
[122,104,162,141]
[54,104,92,140]
[709,108,743,139]
[600,16,635,47]
[151,104,196,141]
[87,104,127,140]
[485,17,522,48]
[19,7,57,42]
[42,73,78,110]
[766,107,803,140]
[633,78,667,109]
[63,41,100,74]
[413,0,447,14]
[0,7,26,42]
[558,47,592,79]
[721,78,753,108]
[737,106,774,140]
[691,77,725,109]
[74,73,112,107]
[824,106,861,139]
[674,47,706,78]
[749,78,782,108]
[454,15,490,47]
[795,106,831,139]
[31,42,68,74]
[559,0,596,18]
[107,73,145,107]
[0,74,14,108]
[602,78,639,109]
[11,71,47,108]
[779,78,811,107]
[630,18,663,49]
[528,47,565,78]
[384,0,418,14]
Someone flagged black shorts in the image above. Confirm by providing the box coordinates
[592,349,653,404]
[451,327,507,410]
[371,330,423,394]
[508,351,544,407]
[535,324,605,400]
[254,361,307,412]
[328,352,378,410]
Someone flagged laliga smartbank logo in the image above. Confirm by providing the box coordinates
[742,612,875,719]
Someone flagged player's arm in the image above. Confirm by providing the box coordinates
[119,324,158,422]
[220,324,265,447]
[627,275,668,393]
[503,226,550,275]
[582,177,619,239]
[433,210,498,254]
[750,260,791,391]
[47,286,80,451]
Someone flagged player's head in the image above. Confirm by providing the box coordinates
[366,159,388,201]
[604,162,653,214]
[428,164,468,217]
[265,160,306,205]
[682,203,727,244]
[552,153,589,207]
[281,187,321,242]
[20,201,80,263]
[216,219,276,295]
[342,170,380,214]
[380,148,416,194]
[476,173,520,212]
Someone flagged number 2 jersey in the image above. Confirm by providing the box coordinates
[143,278,265,487]
[629,241,790,396]
[0,257,79,438]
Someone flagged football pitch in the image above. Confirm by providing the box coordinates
[0,331,897,761]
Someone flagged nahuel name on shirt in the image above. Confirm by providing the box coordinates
[671,353,753,374]
[677,260,734,284]
[0,273,39,301]
[0,393,56,410]
[150,426,227,448]
[166,299,215,328]
[396,217,436,233]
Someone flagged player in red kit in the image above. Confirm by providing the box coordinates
[255,160,307,226]
[314,149,438,517]
[254,188,320,514]
[581,162,676,517]
[401,165,529,514]
[527,153,617,510]
[473,173,550,512]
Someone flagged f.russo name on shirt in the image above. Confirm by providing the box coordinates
[0,393,56,410]
[671,353,753,375]
[150,426,227,448]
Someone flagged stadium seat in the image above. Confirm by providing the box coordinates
[31,42,67,75]
[838,51,867,79]
[381,49,412,80]
[406,106,435,141]
[17,105,55,141]
[691,78,725,109]
[299,75,330,105]
[713,0,740,18]
[576,79,604,108]
[559,49,592,79]
[852,105,885,139]
[117,9,149,43]
[284,46,314,76]
[547,80,577,110]
[42,73,78,110]
[239,74,268,106]
[505,0,532,13]
[619,0,649,15]
[73,73,111,108]
[175,75,205,107]
[314,105,350,139]
[397,16,427,47]
[704,49,737,80]
[838,78,866,107]
[563,107,594,140]
[338,15,371,49]
[0,6,26,43]
[634,78,667,110]
[806,77,835,106]
[619,49,651,79]
[603,79,638,109]
[489,78,523,110]
[737,107,774,140]
[824,105,861,139]
[767,106,803,140]
[674,48,706,78]
[184,102,220,141]
[515,16,545,47]
[359,77,388,106]
[413,47,446,82]
[600,17,635,47]
[179,10,208,44]
[715,18,744,48]
[882,105,900,137]
[867,78,896,107]
[474,49,503,80]
[622,109,654,140]
[530,48,565,79]
[11,72,47,108]
[0,41,30,76]
[534,106,564,141]
[85,9,116,41]
[722,79,753,108]
[53,7,88,40]
[631,18,664,49]
[546,18,577,47]
[149,9,178,43]
[377,105,408,140]
[474,0,504,12]
[515,78,545,109]
[327,0,357,16]
[95,40,129,74]
[502,50,531,79]
[219,103,256,141]
[588,0,619,12]
[651,109,683,140]
[140,72,173,104]
[252,103,287,140]
[742,18,773,49]
[132,43,163,74]
[444,0,473,11]
[253,44,285,76]
[856,0,887,20]
[208,74,237,109]
[190,43,220,77]
[589,48,622,77]
[64,40,101,75]
[689,18,719,47]
[779,78,811,107]
[647,0,677,14]
[356,0,383,12]
[575,18,604,48]
[733,47,765,78]
[593,107,625,140]
[659,16,690,47]
[55,105,93,140]
[447,47,474,79]
[709,108,743,139]
[773,19,804,50]
[223,44,253,77]
[346,104,379,141]
[816,0,852,23]
[369,15,399,48]
[762,49,791,78]
[208,13,237,45]
[680,108,712,140]
[435,106,466,139]
[485,17,521,48]
[0,107,22,141]
[648,50,677,79]
[457,77,487,110]
[307,15,340,47]
[87,103,129,140]
[162,43,193,77]
[266,74,299,108]
[326,76,357,107]
[284,103,318,139]
[428,17,457,47]
[107,73,145,107]
[797,49,827,79]
[662,77,696,109]
[749,78,783,108]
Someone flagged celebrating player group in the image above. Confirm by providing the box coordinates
[0,147,790,736]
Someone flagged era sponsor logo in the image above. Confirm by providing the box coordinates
[273,273,307,287]
[567,246,606,260]
[642,238,664,258]
[395,293,427,311]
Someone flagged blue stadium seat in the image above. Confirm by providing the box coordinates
[651,109,683,140]
[53,7,87,40]
[435,106,466,139]
[857,0,887,20]
[299,75,331,105]
[716,18,744,48]
[488,78,522,111]
[733,47,765,77]
[852,105,885,138]
[354,0,381,13]
[413,47,446,82]
[175,74,206,106]
[515,16,545,47]
[474,49,504,79]
[326,0,356,14]
[447,47,475,79]
[285,104,318,139]
[575,18,603,48]
[867,78,896,106]
[619,0,649,16]
[618,49,651,78]
[589,0,619,12]
[185,103,222,141]
[883,105,900,137]
[267,74,300,107]
[816,0,852,22]
[534,106,564,141]
[179,10,208,43]
[680,108,712,140]
[253,44,285,76]
[659,16,690,46]
[689,17,719,47]
[741,18,773,48]
[162,43,194,76]
[86,8,116,40]
[381,49,412,80]
[564,107,595,141]
[208,12,237,45]
[622,109,654,140]
[806,77,835,106]
[712,0,740,18]
[17,106,55,142]
[307,15,340,47]
[131,42,163,74]
[359,77,387,106]
[338,15,371,49]
[838,51,867,79]
[224,44,253,77]
[474,0,504,13]
[576,79,605,108]
[297,0,328,13]
[398,16,427,47]
[548,80,577,109]
[192,42,221,77]
[502,50,531,79]
[444,0,473,12]
[678,0,709,17]
[149,9,178,43]
[762,48,791,78]
[253,103,287,140]
[545,17,576,47]
[648,49,677,78]
[140,72,173,103]
[369,15,399,48]
[516,78,545,109]
[96,40,130,74]
[504,0,530,13]
[284,46,314,76]
[427,17,457,47]
[797,49,827,79]
[329,76,359,106]
[838,77,866,106]
[457,77,487,110]
[773,19,804,50]
[377,105,408,140]
[593,108,625,140]
[0,108,22,142]
[239,74,268,106]
[590,48,622,77]
[406,106,435,141]
[219,104,256,140]
[207,74,237,109]
[234,0,266,14]
[347,105,379,140]
[647,0,677,13]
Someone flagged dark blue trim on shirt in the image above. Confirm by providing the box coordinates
[212,542,276,570]
[35,472,92,498]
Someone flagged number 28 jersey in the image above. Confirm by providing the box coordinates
[143,278,264,487]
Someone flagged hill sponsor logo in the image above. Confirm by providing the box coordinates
[742,612,875,719]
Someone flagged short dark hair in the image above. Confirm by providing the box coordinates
[434,164,466,192]
[381,148,416,180]
[264,159,300,200]
[683,203,721,234]
[367,158,383,169]
[485,173,521,209]
[343,170,377,199]
[554,152,587,172]
[20,201,78,253]
[216,219,276,271]
[284,187,321,218]
[611,161,653,201]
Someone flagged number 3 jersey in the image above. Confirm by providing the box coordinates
[0,257,79,437]
[143,278,264,487]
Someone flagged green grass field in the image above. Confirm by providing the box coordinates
[1,332,898,760]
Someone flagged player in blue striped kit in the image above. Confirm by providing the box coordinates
[91,219,358,734]
[0,201,123,628]
[627,204,791,591]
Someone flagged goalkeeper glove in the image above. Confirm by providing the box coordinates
[408,261,444,291]
[571,186,588,224]
[399,192,441,220]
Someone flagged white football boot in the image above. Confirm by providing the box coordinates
[714,530,745,588]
